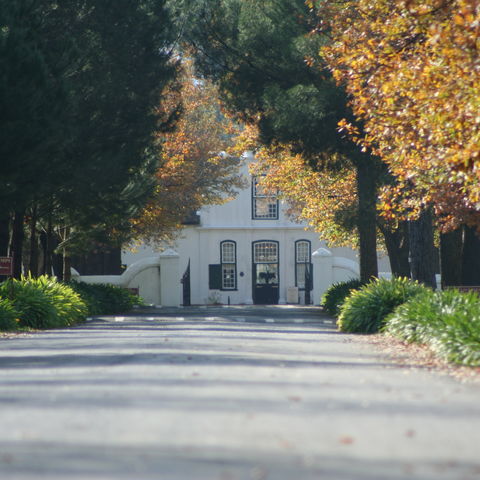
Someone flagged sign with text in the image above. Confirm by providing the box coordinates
[0,257,13,276]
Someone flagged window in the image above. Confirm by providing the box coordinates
[295,240,311,290]
[254,241,278,263]
[220,241,237,290]
[252,176,278,219]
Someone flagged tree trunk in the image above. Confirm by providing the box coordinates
[408,208,437,288]
[461,225,480,285]
[63,251,71,282]
[62,227,71,282]
[380,221,410,278]
[0,212,10,256]
[440,228,463,288]
[44,215,55,276]
[53,251,64,280]
[0,212,11,282]
[356,157,379,282]
[28,204,39,277]
[10,209,26,279]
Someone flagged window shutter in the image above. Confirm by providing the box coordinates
[208,264,222,289]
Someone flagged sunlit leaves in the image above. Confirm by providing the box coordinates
[240,126,359,247]
[132,59,245,244]
[320,0,480,230]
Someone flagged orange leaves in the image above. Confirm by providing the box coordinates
[245,132,359,247]
[132,58,244,243]
[319,0,480,229]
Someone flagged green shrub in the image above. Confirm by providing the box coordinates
[338,277,428,334]
[0,297,19,331]
[385,289,480,366]
[0,279,59,329]
[69,282,140,315]
[321,279,364,317]
[25,276,88,326]
[0,276,87,329]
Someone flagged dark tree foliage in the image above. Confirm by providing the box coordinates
[0,0,73,210]
[169,0,351,161]
[0,0,179,276]
[169,0,381,281]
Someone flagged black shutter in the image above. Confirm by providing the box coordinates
[209,264,222,289]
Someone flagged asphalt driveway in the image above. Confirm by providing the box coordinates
[1,305,479,479]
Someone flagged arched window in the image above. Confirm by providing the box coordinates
[295,240,311,290]
[220,240,237,290]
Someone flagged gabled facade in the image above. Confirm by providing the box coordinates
[174,153,320,305]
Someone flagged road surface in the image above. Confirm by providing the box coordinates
[1,305,479,479]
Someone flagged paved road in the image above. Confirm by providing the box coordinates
[1,305,480,480]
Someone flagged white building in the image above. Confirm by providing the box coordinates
[121,152,391,306]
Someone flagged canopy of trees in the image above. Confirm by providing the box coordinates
[318,0,480,231]
[312,0,480,285]
[1,1,245,278]
[4,0,478,286]
[168,0,386,281]
[1,0,180,277]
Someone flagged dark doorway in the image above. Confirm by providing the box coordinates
[181,260,191,306]
[252,241,279,305]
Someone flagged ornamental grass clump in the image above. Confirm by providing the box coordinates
[385,289,480,367]
[24,275,88,326]
[0,276,87,329]
[0,297,19,331]
[321,279,364,317]
[0,280,58,329]
[338,277,428,334]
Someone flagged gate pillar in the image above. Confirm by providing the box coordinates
[159,249,181,307]
[312,248,333,306]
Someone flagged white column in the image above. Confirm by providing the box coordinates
[159,249,181,307]
[244,231,254,304]
[278,232,286,305]
[312,248,334,306]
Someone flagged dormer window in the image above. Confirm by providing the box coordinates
[252,176,278,220]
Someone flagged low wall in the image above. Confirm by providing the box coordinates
[73,250,181,307]
[312,248,360,305]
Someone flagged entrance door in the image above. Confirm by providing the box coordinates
[252,241,279,304]
[181,259,191,306]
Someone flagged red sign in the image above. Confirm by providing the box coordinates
[0,257,13,276]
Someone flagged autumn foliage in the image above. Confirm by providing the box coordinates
[317,0,480,231]
[236,125,359,247]
[132,60,245,243]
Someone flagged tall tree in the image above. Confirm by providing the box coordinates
[1,0,181,277]
[319,0,480,285]
[0,0,78,270]
[132,58,245,244]
[168,0,383,282]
